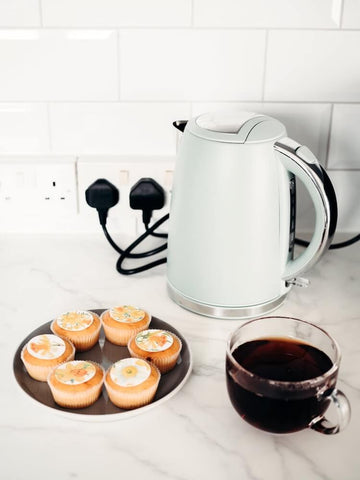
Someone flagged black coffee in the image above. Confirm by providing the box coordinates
[226,337,333,433]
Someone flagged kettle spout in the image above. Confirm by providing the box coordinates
[173,120,188,132]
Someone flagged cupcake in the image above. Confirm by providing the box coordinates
[21,334,75,382]
[51,310,101,352]
[47,360,104,409]
[105,358,160,409]
[101,305,151,346]
[128,329,182,373]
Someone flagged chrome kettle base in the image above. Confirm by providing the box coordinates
[167,282,287,320]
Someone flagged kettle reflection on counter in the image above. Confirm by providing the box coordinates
[166,110,338,319]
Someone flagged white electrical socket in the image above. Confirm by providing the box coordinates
[0,155,175,234]
[77,155,175,235]
[0,156,77,218]
[35,161,78,214]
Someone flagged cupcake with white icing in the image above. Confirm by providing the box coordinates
[101,305,151,346]
[51,310,101,351]
[21,333,75,381]
[104,358,160,409]
[128,329,182,373]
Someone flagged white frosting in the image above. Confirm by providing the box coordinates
[135,329,173,353]
[27,334,66,360]
[110,358,151,387]
[56,310,93,331]
[54,361,96,385]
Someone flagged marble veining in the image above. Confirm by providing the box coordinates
[1,234,359,479]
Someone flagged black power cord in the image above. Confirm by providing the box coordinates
[85,178,119,227]
[116,214,169,275]
[101,223,167,258]
[86,178,360,276]
[85,178,168,274]
[130,178,168,239]
[295,234,360,250]
[130,178,165,225]
[147,227,168,239]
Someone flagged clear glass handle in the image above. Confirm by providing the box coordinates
[310,389,351,435]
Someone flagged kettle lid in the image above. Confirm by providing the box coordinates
[191,109,286,143]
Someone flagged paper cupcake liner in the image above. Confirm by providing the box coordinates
[20,339,75,382]
[47,361,105,408]
[50,317,101,352]
[49,383,103,408]
[68,330,101,352]
[104,367,160,410]
[148,354,180,374]
[127,330,182,374]
[102,323,150,346]
[100,309,151,346]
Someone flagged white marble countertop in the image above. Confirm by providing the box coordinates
[1,234,360,480]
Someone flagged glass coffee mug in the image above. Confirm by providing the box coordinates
[226,316,351,434]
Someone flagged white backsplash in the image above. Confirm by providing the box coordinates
[0,0,359,234]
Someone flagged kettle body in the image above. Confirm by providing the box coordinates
[167,110,337,319]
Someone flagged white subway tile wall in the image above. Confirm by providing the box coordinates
[0,104,49,152]
[0,30,118,101]
[193,0,342,28]
[41,0,192,27]
[328,104,360,168]
[265,30,360,102]
[0,0,40,27]
[328,171,360,231]
[50,103,190,154]
[0,0,359,231]
[119,30,267,101]
[342,0,360,28]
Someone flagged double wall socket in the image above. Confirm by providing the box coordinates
[77,155,175,235]
[0,155,175,234]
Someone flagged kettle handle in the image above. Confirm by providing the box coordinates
[274,138,337,280]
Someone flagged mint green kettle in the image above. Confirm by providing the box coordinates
[167,110,337,319]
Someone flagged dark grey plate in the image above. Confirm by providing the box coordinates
[13,309,192,421]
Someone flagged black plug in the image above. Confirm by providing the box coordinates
[85,178,119,226]
[129,178,165,227]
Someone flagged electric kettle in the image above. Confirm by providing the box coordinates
[167,110,337,319]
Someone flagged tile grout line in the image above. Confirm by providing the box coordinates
[0,26,359,32]
[261,29,269,102]
[74,156,80,214]
[0,100,359,105]
[38,0,43,27]
[325,104,334,169]
[46,103,53,153]
[339,0,345,28]
[116,30,121,101]
[189,102,193,118]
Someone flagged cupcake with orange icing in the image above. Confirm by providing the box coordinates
[51,310,101,351]
[101,305,151,346]
[128,329,182,373]
[21,334,75,381]
[47,360,104,408]
[104,358,160,409]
